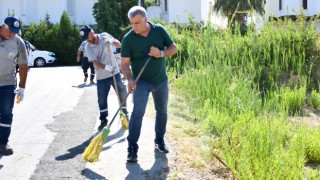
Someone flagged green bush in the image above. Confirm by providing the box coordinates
[168,15,320,179]
[212,113,305,179]
[305,128,320,163]
[23,11,81,66]
[279,86,306,116]
[310,90,320,109]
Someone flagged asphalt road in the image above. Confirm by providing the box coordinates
[0,66,172,180]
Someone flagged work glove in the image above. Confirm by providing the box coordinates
[105,65,115,73]
[103,36,114,44]
[16,88,25,103]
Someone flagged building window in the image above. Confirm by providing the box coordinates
[164,0,168,12]
[279,0,282,10]
[303,0,307,9]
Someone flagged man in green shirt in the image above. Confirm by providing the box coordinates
[121,6,177,162]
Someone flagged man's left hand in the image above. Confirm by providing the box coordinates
[105,65,115,73]
[103,36,114,44]
[16,88,25,103]
[149,46,162,58]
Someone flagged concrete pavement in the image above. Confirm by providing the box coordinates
[0,66,174,179]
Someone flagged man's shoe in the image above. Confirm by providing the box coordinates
[155,138,169,153]
[127,145,138,162]
[84,77,88,82]
[90,80,95,84]
[98,120,108,131]
[0,144,13,156]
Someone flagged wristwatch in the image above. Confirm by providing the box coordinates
[160,50,165,58]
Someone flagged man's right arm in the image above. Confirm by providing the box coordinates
[121,57,136,93]
[111,39,121,48]
[76,50,82,62]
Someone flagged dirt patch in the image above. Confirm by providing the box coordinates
[143,93,232,179]
[290,108,320,127]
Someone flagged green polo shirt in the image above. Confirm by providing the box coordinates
[121,22,174,84]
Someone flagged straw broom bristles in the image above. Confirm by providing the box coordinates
[120,111,129,130]
[82,132,105,162]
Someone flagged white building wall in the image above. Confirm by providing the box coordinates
[146,0,320,30]
[25,0,38,25]
[36,0,65,23]
[201,0,215,22]
[206,0,228,28]
[158,0,168,22]
[147,0,227,27]
[73,0,97,25]
[280,0,300,16]
[248,0,320,30]
[266,0,320,17]
[167,0,201,23]
[0,0,22,21]
[147,6,162,20]
[0,0,97,25]
[308,1,320,15]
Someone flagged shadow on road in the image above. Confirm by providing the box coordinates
[55,131,100,161]
[56,127,126,162]
[0,155,3,170]
[102,127,127,152]
[72,83,96,89]
[125,150,169,180]
[82,168,106,180]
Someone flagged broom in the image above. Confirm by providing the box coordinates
[82,57,151,162]
[112,71,129,130]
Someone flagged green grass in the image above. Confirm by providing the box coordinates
[165,16,320,178]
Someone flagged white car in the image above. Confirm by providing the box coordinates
[28,43,56,67]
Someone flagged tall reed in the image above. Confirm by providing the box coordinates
[165,16,320,178]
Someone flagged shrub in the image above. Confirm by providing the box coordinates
[279,86,306,116]
[23,11,81,66]
[305,128,320,163]
[310,90,320,109]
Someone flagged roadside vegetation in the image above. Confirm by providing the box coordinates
[163,16,320,179]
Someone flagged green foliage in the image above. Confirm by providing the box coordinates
[55,11,81,65]
[167,15,320,178]
[310,90,320,109]
[213,0,265,18]
[24,21,52,49]
[44,12,53,28]
[144,0,156,8]
[23,11,81,66]
[92,0,136,39]
[7,9,15,16]
[213,0,265,35]
[211,113,305,179]
[305,128,320,163]
[279,86,306,116]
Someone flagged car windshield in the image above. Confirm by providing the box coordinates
[28,43,37,51]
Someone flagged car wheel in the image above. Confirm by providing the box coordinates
[34,58,46,67]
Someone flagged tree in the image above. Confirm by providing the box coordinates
[213,0,265,34]
[92,0,137,39]
[55,11,81,65]
[23,11,81,66]
[44,11,53,28]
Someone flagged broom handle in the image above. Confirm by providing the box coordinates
[112,72,122,107]
[108,57,151,127]
[108,44,122,107]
